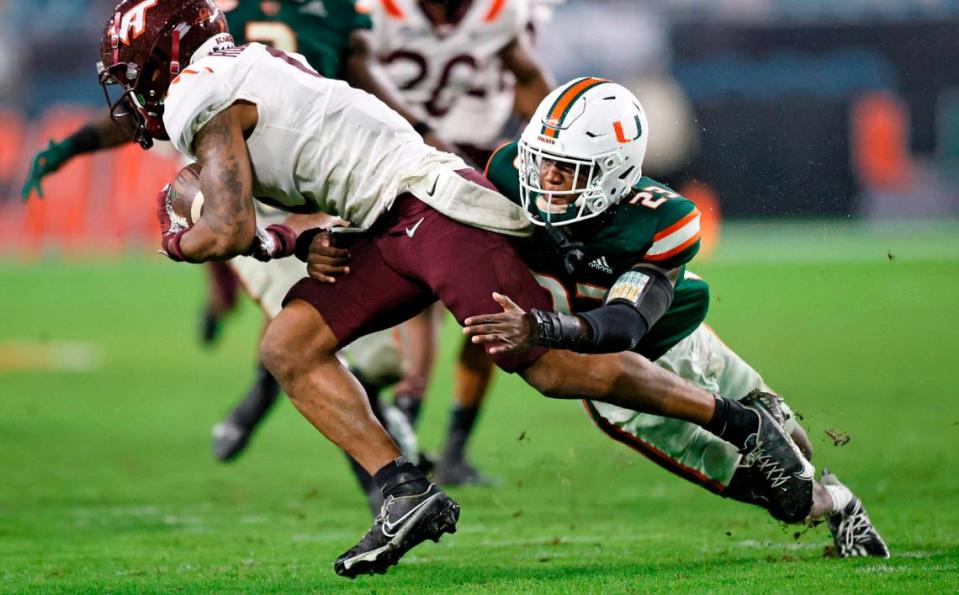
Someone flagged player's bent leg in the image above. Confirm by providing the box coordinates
[209,255,316,461]
[200,261,240,345]
[212,361,281,462]
[522,349,718,424]
[260,300,402,473]
[270,229,461,578]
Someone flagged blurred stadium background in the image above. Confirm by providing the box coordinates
[2,0,958,591]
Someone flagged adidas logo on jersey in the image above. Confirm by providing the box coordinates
[588,256,613,275]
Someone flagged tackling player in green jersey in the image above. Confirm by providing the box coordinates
[463,77,889,558]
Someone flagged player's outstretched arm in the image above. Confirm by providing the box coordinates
[174,104,257,262]
[499,32,554,122]
[21,110,132,201]
[464,266,677,355]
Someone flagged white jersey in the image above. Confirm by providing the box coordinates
[164,42,465,230]
[163,42,531,235]
[368,0,528,147]
[443,60,516,149]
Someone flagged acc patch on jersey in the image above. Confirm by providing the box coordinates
[605,271,650,305]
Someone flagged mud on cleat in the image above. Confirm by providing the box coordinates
[822,471,890,558]
[738,390,815,523]
[334,483,460,578]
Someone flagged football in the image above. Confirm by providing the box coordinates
[166,162,205,228]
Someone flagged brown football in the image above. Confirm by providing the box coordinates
[167,162,205,228]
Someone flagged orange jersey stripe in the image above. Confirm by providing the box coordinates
[484,0,507,21]
[653,208,699,241]
[645,232,701,262]
[381,0,404,19]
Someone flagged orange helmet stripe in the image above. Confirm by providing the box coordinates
[540,77,607,137]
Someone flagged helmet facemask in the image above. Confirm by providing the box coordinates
[518,139,625,227]
[98,59,159,149]
[98,1,231,149]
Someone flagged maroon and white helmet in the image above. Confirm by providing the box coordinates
[97,0,232,148]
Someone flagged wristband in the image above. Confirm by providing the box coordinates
[162,228,197,263]
[248,224,297,262]
[525,308,591,350]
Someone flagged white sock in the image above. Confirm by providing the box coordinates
[823,482,854,514]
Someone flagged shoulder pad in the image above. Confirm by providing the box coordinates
[483,0,528,33]
[484,141,521,202]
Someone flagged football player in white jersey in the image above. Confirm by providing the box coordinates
[366,0,552,166]
[100,0,814,578]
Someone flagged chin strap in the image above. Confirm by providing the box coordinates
[543,221,585,275]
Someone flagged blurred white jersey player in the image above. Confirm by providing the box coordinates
[367,0,553,165]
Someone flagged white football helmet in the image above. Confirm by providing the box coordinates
[519,77,649,226]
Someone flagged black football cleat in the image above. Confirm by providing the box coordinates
[212,416,255,462]
[738,390,815,523]
[334,484,459,578]
[822,471,890,558]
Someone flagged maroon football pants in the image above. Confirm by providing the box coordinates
[284,170,551,372]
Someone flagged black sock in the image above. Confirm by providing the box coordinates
[373,457,430,498]
[442,404,480,462]
[347,454,375,494]
[394,393,423,428]
[232,362,281,426]
[703,395,759,451]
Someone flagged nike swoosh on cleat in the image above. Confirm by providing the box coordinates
[405,217,425,238]
[382,492,441,537]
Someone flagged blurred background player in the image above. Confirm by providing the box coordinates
[463,79,888,557]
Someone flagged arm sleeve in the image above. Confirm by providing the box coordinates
[577,303,649,353]
[567,266,676,354]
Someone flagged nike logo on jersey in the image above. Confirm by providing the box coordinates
[406,217,425,238]
[427,175,439,197]
[587,256,613,275]
[299,0,327,17]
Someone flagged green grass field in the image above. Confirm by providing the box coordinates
[2,221,958,592]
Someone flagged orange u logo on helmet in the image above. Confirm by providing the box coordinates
[118,0,159,45]
[613,115,644,144]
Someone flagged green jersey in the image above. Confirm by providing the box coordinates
[485,142,709,360]
[221,0,372,78]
